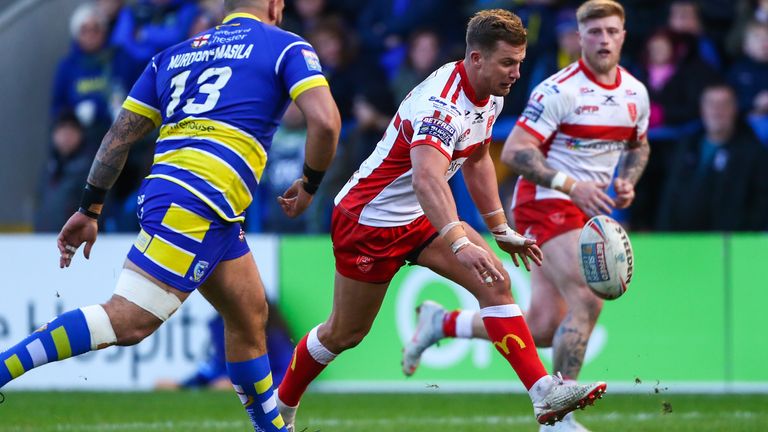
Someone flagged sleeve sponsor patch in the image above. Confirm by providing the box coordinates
[301,49,322,72]
[418,117,457,145]
[521,100,544,122]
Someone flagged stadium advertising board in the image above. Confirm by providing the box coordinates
[0,234,278,390]
[279,235,768,392]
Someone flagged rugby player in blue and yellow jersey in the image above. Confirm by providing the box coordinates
[0,1,339,430]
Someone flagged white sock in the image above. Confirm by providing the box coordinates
[528,374,555,403]
[455,311,475,338]
[307,325,337,365]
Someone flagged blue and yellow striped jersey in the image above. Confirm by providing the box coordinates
[122,13,328,222]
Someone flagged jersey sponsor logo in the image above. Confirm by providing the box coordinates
[521,100,544,122]
[301,49,322,72]
[458,128,471,143]
[418,117,457,145]
[210,33,248,44]
[627,103,637,122]
[191,33,210,48]
[356,255,374,273]
[625,89,637,97]
[574,105,599,115]
[580,86,595,94]
[428,96,461,116]
[167,44,254,70]
[540,82,560,95]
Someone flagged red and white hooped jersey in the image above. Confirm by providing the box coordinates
[512,59,650,208]
[335,61,503,227]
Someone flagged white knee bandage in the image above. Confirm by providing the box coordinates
[114,269,182,321]
[80,305,117,350]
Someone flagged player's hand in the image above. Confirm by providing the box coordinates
[454,242,505,285]
[277,178,314,218]
[492,225,543,271]
[569,180,615,217]
[57,211,98,268]
[613,178,635,209]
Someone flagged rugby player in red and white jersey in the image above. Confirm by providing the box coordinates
[402,2,649,431]
[276,9,607,431]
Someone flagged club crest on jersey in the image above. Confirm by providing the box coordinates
[301,49,322,72]
[627,103,637,122]
[190,260,210,282]
[191,34,210,48]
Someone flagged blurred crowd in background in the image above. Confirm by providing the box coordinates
[35,0,768,234]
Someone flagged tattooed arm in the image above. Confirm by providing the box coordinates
[613,137,650,209]
[500,126,558,187]
[87,109,157,189]
[617,138,650,185]
[57,109,156,268]
[501,125,616,217]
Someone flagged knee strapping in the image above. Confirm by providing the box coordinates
[80,305,117,350]
[114,269,182,321]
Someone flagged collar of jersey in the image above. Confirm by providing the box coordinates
[456,60,489,107]
[222,12,262,24]
[578,58,622,90]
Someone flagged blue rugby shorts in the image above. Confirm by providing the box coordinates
[127,178,250,292]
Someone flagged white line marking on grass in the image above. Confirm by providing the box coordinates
[48,411,762,431]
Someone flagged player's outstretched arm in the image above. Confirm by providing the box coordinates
[412,145,503,284]
[278,86,341,218]
[462,143,542,270]
[57,109,156,268]
[614,138,650,209]
[503,126,615,217]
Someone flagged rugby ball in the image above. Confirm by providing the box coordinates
[578,215,634,300]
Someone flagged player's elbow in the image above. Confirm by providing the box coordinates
[500,147,517,167]
[307,105,341,141]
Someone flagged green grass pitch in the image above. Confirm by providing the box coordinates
[0,391,766,431]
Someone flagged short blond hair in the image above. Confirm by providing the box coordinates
[576,0,625,25]
[466,9,527,54]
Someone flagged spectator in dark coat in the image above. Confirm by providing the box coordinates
[657,84,768,231]
[34,113,92,232]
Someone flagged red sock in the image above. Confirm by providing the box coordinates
[442,311,460,337]
[481,304,547,389]
[277,331,332,406]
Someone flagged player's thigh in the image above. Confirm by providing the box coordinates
[198,252,268,330]
[417,222,513,307]
[540,230,596,306]
[320,272,389,349]
[526,264,567,344]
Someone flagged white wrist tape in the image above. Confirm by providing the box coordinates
[450,236,471,254]
[439,221,462,237]
[114,269,182,321]
[550,171,568,191]
[491,224,528,246]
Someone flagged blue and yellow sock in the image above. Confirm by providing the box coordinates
[227,354,287,432]
[0,309,92,388]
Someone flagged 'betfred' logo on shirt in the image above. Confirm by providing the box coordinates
[418,117,456,145]
[302,49,322,72]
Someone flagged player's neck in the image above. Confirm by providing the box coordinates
[461,59,490,101]
[229,7,274,25]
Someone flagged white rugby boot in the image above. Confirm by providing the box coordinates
[539,412,591,431]
[276,395,297,432]
[401,300,446,376]
[533,375,606,426]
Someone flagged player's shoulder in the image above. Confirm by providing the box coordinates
[618,65,649,95]
[406,63,464,118]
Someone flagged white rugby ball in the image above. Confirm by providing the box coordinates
[578,215,634,300]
